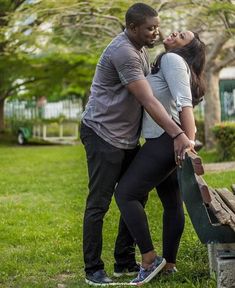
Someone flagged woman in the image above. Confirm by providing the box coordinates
[114,30,206,285]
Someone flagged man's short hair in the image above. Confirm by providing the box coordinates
[125,3,158,27]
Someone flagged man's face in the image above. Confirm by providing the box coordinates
[134,16,159,48]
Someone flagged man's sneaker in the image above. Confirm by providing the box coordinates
[130,256,166,285]
[113,263,140,277]
[85,269,113,286]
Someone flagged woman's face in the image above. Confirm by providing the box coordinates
[163,31,194,50]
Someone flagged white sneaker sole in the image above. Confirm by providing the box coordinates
[85,278,112,286]
[85,278,139,286]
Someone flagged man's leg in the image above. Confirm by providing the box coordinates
[80,123,125,276]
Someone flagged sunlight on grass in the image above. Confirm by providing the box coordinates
[198,148,219,163]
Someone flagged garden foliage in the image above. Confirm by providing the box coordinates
[213,122,235,161]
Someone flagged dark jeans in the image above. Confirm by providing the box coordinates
[115,132,185,263]
[80,122,143,274]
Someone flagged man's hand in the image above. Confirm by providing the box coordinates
[174,133,193,167]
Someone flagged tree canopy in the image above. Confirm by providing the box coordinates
[0,0,235,147]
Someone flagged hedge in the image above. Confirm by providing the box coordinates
[212,122,235,161]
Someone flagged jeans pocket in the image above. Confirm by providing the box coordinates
[80,122,94,145]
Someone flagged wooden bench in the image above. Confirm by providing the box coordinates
[178,152,235,288]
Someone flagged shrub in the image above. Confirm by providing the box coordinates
[212,122,235,161]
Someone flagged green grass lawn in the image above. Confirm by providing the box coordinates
[1,143,233,287]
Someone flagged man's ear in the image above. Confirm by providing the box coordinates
[129,23,136,32]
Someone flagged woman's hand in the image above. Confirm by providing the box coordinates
[174,133,195,167]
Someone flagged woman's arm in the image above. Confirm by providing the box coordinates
[161,53,196,146]
[179,106,195,145]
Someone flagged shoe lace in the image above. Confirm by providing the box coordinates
[137,265,153,281]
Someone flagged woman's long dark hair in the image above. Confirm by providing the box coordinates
[151,32,206,106]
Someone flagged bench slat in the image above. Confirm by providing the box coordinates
[187,151,204,176]
[215,188,235,214]
[208,188,235,232]
[195,175,212,203]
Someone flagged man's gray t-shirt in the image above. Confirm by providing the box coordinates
[142,53,193,138]
[82,31,150,149]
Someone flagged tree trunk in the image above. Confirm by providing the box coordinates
[204,69,221,149]
[0,98,5,132]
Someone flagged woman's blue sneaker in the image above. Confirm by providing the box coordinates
[130,256,166,285]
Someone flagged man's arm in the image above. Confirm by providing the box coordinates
[126,79,192,161]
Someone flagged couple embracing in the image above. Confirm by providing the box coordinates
[80,2,206,286]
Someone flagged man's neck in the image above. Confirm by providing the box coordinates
[124,29,142,51]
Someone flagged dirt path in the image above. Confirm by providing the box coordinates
[204,161,235,172]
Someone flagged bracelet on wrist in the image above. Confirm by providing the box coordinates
[172,131,185,140]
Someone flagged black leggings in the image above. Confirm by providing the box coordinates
[114,133,185,263]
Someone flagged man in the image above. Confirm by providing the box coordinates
[80,3,191,285]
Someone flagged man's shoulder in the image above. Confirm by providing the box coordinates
[109,33,138,55]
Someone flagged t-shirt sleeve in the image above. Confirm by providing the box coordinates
[111,45,146,85]
[161,53,193,111]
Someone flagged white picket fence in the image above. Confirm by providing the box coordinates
[4,99,83,120]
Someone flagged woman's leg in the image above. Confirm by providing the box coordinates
[115,133,176,268]
[156,169,185,269]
